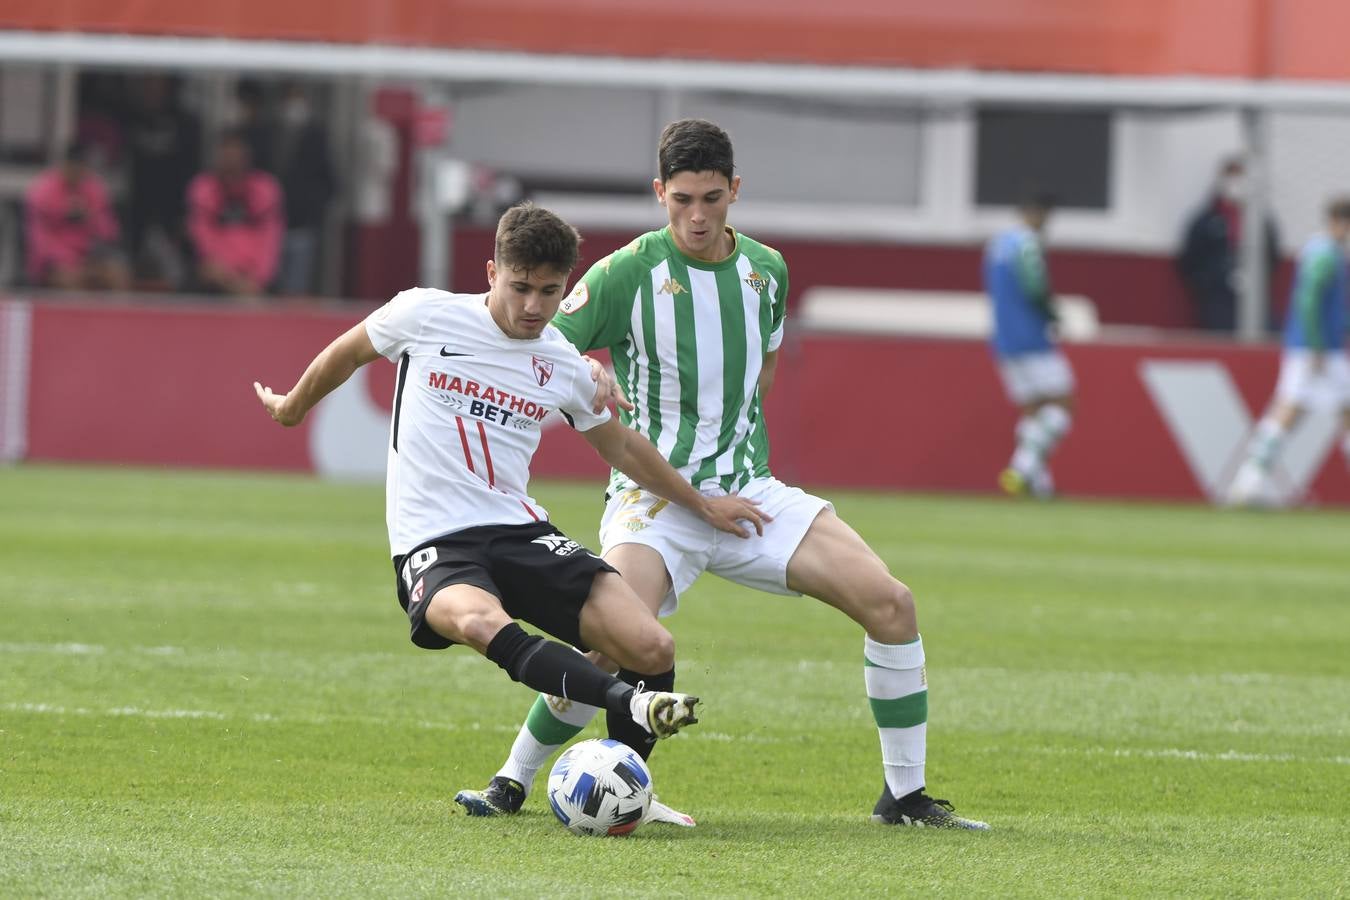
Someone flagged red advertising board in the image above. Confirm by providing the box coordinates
[16,298,1350,505]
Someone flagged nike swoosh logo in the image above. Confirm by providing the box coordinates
[440,347,472,357]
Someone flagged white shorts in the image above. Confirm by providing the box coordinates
[1274,349,1350,411]
[598,477,832,617]
[998,351,1075,406]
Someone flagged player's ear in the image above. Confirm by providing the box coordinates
[653,178,666,205]
[729,175,741,205]
[485,259,497,285]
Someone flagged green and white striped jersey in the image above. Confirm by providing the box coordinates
[553,225,789,495]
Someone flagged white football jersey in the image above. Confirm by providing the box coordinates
[365,288,610,556]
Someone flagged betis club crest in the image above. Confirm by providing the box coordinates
[532,355,554,386]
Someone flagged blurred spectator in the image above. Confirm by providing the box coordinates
[75,72,125,173]
[126,75,201,290]
[187,130,283,297]
[353,112,398,225]
[126,74,201,289]
[233,80,275,174]
[24,143,130,290]
[272,82,335,295]
[1176,157,1280,333]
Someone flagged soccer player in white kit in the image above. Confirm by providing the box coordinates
[456,120,988,830]
[254,203,769,755]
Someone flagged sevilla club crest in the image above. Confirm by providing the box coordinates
[532,355,554,386]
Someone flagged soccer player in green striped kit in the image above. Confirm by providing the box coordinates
[456,119,988,829]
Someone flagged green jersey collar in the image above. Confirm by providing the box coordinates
[661,225,742,271]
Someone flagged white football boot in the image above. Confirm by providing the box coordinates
[629,683,700,739]
[644,796,697,827]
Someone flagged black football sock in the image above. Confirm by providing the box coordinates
[605,667,675,760]
[484,623,626,709]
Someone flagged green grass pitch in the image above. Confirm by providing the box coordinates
[2,464,1347,897]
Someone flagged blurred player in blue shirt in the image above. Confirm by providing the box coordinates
[983,192,1074,498]
[1230,197,1350,506]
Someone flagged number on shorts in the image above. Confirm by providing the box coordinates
[400,546,438,591]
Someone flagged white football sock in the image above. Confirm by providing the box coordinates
[1248,418,1286,470]
[865,635,928,800]
[1010,415,1048,475]
[496,693,600,792]
[1036,403,1072,451]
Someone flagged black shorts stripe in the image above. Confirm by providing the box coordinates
[390,351,411,451]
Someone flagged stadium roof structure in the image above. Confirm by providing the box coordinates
[4,30,1350,114]
[4,0,1350,110]
[3,0,1350,79]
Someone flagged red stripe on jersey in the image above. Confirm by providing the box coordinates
[455,416,475,473]
[520,500,540,521]
[476,420,495,488]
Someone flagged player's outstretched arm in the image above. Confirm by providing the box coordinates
[254,322,382,427]
[581,418,770,538]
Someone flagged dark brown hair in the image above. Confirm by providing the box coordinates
[658,119,735,184]
[494,202,580,274]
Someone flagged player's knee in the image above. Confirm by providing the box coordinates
[1040,401,1073,431]
[428,601,500,651]
[864,579,918,640]
[886,579,917,625]
[625,625,675,674]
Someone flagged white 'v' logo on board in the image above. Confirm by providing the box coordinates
[1139,360,1339,503]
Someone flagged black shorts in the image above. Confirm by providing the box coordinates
[392,521,617,651]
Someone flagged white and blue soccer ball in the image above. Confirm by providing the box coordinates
[546,738,653,836]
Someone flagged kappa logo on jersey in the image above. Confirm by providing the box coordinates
[531,533,588,556]
[532,355,554,386]
[744,271,769,292]
[560,283,589,315]
[657,278,688,296]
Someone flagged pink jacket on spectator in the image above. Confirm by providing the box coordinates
[187,171,284,287]
[24,169,120,281]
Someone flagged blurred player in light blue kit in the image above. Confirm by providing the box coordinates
[1229,197,1350,506]
[983,192,1074,498]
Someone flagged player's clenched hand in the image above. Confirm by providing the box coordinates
[254,381,302,427]
[584,356,635,414]
[699,495,772,539]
